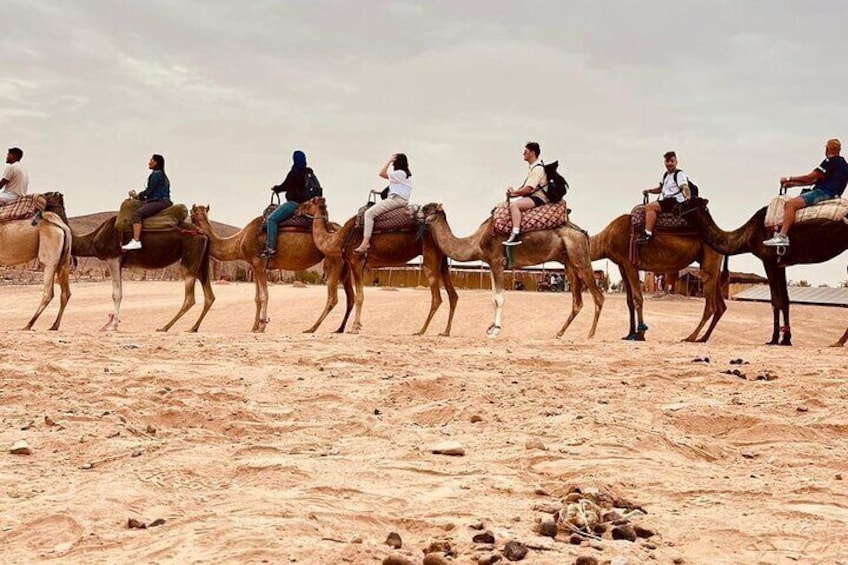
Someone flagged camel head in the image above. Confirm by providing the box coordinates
[300,197,327,218]
[41,192,69,225]
[190,204,210,223]
[417,202,445,224]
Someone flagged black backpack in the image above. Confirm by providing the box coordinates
[663,170,699,198]
[303,170,323,200]
[543,161,569,203]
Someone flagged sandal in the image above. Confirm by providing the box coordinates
[259,248,276,259]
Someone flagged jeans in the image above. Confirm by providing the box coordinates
[799,188,837,207]
[265,200,298,250]
[363,195,408,238]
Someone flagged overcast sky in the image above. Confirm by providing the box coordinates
[3,0,848,284]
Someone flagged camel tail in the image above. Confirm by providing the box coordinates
[41,211,73,269]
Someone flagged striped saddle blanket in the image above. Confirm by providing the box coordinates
[629,204,692,232]
[765,195,848,228]
[491,201,569,236]
[355,204,418,234]
[116,199,189,232]
[0,194,47,224]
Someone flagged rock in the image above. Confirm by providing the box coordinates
[575,557,599,565]
[525,439,546,450]
[81,463,93,470]
[477,553,502,565]
[10,440,31,455]
[592,523,607,536]
[836,473,843,480]
[473,530,496,544]
[470,414,484,423]
[145,425,157,434]
[423,541,453,556]
[423,555,449,565]
[503,540,528,561]
[611,525,637,542]
[127,518,146,529]
[348,534,363,544]
[431,440,465,456]
[475,544,495,552]
[633,525,655,538]
[44,416,56,427]
[385,532,402,549]
[568,533,584,545]
[535,517,557,538]
[532,502,561,514]
[148,518,166,527]
[602,511,622,523]
[533,486,550,496]
[611,557,630,565]
[382,554,414,565]
[469,520,485,530]
[673,559,684,565]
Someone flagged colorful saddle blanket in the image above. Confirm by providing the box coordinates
[116,199,189,232]
[0,194,47,224]
[355,204,418,234]
[765,195,848,228]
[629,204,692,232]
[491,201,569,236]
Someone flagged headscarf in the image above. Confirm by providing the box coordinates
[292,150,307,171]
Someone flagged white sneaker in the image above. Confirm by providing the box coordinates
[762,233,789,247]
[121,239,142,251]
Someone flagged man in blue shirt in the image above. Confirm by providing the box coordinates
[764,139,848,247]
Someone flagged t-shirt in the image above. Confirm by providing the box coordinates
[1,162,29,196]
[387,167,412,200]
[525,159,549,203]
[660,170,689,203]
[813,156,848,197]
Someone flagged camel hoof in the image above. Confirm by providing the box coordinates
[156,327,168,332]
[438,332,450,337]
[303,328,317,334]
[21,326,34,332]
[49,326,59,331]
[829,342,844,348]
[187,328,199,333]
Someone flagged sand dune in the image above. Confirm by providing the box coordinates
[1,282,847,564]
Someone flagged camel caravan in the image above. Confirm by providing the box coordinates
[2,139,848,346]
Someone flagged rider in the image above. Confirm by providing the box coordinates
[354,153,412,254]
[637,151,691,245]
[260,150,315,259]
[0,147,29,204]
[503,142,548,246]
[121,154,172,251]
[763,138,848,247]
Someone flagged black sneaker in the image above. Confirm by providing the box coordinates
[503,233,522,246]
[635,232,652,245]
[259,248,276,259]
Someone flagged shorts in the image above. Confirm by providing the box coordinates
[659,198,679,213]
[800,188,837,207]
[530,195,547,207]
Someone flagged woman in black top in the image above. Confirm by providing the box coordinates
[260,150,315,258]
[121,154,172,251]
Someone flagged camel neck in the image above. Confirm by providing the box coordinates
[428,215,484,262]
[311,215,350,255]
[195,217,244,261]
[690,206,756,256]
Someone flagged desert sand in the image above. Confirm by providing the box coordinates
[1,281,847,565]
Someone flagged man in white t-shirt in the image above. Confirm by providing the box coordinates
[636,150,691,244]
[504,141,548,246]
[0,147,29,204]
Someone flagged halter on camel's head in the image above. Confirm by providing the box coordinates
[417,202,445,223]
[190,204,210,222]
[300,196,327,219]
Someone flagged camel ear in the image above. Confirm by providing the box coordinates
[437,203,443,212]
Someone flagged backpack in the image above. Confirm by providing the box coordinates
[542,161,569,203]
[303,170,323,200]
[663,170,699,198]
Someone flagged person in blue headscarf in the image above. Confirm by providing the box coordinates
[260,150,317,258]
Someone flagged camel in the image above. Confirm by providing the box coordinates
[581,214,728,342]
[68,200,214,331]
[417,202,604,338]
[300,197,458,335]
[681,196,848,346]
[189,205,353,333]
[0,194,72,330]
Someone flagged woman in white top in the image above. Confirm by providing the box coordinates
[354,153,413,253]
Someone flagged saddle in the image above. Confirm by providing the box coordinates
[116,199,188,232]
[354,204,418,234]
[0,194,47,224]
[765,195,848,228]
[629,204,692,233]
[491,201,569,236]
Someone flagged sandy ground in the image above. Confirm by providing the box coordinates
[1,281,847,565]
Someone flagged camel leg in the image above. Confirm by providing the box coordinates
[305,256,343,333]
[777,267,792,346]
[695,255,728,343]
[486,265,506,338]
[683,255,720,342]
[48,255,72,331]
[23,260,57,331]
[620,264,647,341]
[556,265,582,338]
[254,265,270,333]
[831,325,848,347]
[101,258,122,331]
[188,250,215,332]
[158,267,197,332]
[349,257,366,334]
[559,235,604,338]
[619,265,637,340]
[415,250,443,336]
[763,262,782,345]
[334,263,354,333]
[438,256,458,337]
